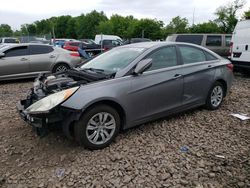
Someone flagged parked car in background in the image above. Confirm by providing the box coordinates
[0,43,81,80]
[80,39,97,44]
[79,41,102,57]
[63,41,102,57]
[100,39,123,51]
[123,38,152,44]
[166,34,232,58]
[95,34,123,45]
[63,41,81,51]
[18,42,233,149]
[0,37,20,44]
[230,19,250,72]
[53,38,80,48]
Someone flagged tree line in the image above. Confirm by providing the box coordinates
[0,0,249,40]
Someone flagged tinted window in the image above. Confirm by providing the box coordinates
[206,36,222,46]
[179,46,206,64]
[29,45,53,55]
[146,46,177,71]
[225,36,231,46]
[0,38,2,43]
[4,46,28,57]
[176,35,203,45]
[4,38,19,43]
[102,40,112,45]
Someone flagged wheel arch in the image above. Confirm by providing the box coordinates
[215,79,227,97]
[51,62,71,73]
[82,100,127,131]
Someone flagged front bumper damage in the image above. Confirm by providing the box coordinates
[16,94,81,139]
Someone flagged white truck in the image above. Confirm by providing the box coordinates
[94,34,122,44]
[230,19,250,72]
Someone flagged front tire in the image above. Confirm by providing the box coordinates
[74,105,121,150]
[205,82,225,110]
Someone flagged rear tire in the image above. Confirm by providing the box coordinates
[205,82,225,110]
[52,63,70,73]
[74,105,121,150]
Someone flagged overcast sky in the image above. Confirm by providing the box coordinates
[0,0,249,30]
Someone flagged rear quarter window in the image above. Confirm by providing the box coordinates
[176,35,203,45]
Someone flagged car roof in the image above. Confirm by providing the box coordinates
[120,41,176,48]
[3,43,52,47]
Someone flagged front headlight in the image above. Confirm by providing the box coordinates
[26,86,79,113]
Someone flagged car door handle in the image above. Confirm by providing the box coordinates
[174,74,182,78]
[50,55,56,58]
[20,58,28,61]
[208,65,213,68]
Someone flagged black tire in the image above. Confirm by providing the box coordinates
[205,82,225,110]
[74,105,121,150]
[52,63,70,73]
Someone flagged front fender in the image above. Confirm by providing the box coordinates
[61,78,130,112]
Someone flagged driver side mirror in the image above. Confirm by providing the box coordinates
[0,52,5,58]
[133,59,152,75]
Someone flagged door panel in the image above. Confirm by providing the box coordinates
[178,45,216,105]
[128,69,183,123]
[126,46,183,124]
[28,45,57,72]
[0,46,29,76]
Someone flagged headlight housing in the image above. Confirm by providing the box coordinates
[26,86,79,113]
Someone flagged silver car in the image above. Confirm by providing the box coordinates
[0,43,82,80]
[17,42,234,149]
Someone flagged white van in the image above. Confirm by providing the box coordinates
[230,19,250,71]
[95,34,122,44]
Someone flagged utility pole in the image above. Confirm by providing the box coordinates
[142,30,145,38]
[192,8,195,26]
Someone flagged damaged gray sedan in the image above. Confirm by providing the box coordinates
[17,42,233,149]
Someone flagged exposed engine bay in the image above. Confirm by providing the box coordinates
[24,68,115,109]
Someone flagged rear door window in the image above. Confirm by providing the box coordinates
[29,45,54,55]
[176,35,203,45]
[4,46,28,57]
[145,46,178,71]
[206,36,222,46]
[179,45,206,64]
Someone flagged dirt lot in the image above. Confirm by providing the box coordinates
[0,74,249,188]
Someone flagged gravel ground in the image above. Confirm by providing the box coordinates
[0,73,249,188]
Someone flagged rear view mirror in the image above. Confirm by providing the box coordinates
[134,59,152,75]
[0,52,5,58]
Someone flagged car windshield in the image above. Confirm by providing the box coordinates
[81,47,145,72]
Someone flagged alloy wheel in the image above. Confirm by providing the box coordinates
[211,86,223,107]
[55,65,68,72]
[86,112,116,145]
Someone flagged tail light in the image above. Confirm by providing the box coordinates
[104,47,109,51]
[226,63,234,71]
[229,42,233,57]
[70,52,80,57]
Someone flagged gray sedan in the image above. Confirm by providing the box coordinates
[17,42,234,149]
[0,43,82,80]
